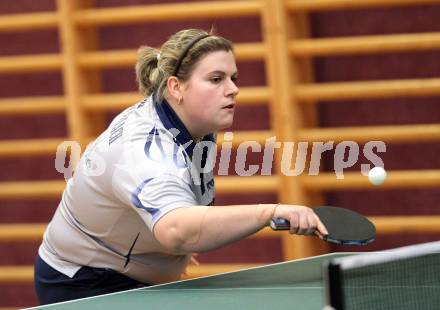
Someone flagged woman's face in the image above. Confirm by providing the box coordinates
[179,50,239,139]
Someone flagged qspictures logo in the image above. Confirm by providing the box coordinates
[54,130,386,184]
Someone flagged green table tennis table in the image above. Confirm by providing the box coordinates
[30,253,353,310]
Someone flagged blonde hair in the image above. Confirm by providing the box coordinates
[135,29,234,101]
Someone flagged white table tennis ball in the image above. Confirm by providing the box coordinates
[368,166,387,186]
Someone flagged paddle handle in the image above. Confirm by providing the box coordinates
[270,218,324,239]
[269,218,290,230]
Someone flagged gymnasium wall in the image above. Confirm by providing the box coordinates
[0,0,439,307]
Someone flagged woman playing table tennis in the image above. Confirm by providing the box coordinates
[34,28,327,305]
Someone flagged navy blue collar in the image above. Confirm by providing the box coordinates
[154,97,215,157]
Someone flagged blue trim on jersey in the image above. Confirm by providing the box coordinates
[154,98,215,158]
[144,126,166,160]
[131,178,160,216]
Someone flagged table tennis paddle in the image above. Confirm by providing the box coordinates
[270,206,376,246]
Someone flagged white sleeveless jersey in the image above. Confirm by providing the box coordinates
[39,96,215,284]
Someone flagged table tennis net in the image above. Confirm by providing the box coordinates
[324,241,440,310]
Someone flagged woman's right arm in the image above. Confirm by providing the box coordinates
[153,204,327,254]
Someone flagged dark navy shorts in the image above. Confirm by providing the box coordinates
[34,254,149,305]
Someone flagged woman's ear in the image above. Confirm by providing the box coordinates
[166,76,182,103]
